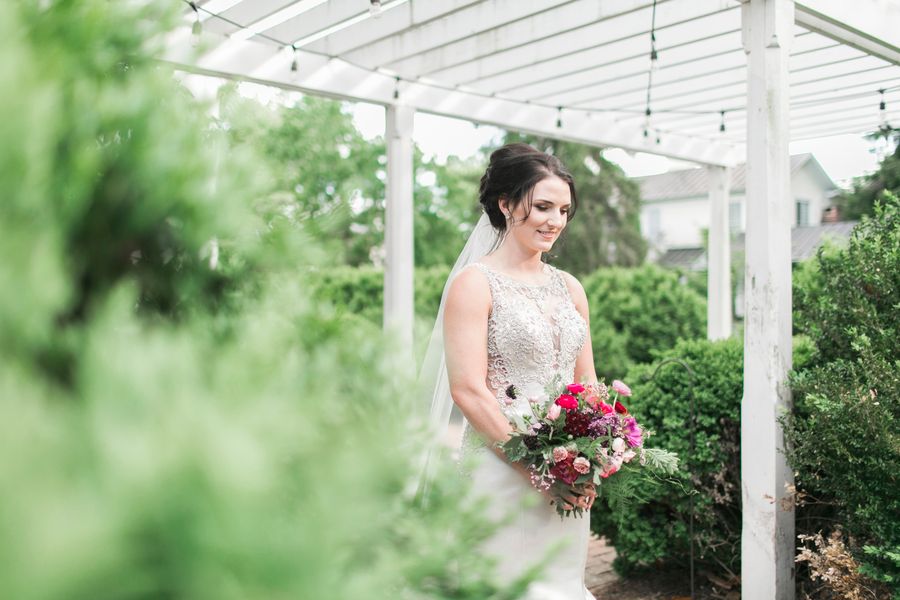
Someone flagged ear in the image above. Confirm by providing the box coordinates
[498,195,509,216]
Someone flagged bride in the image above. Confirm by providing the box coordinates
[423,143,600,599]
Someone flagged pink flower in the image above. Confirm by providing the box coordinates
[623,417,643,447]
[623,450,637,463]
[598,402,614,415]
[555,394,578,411]
[600,464,618,479]
[612,380,632,397]
[547,403,562,420]
[573,456,591,474]
[567,383,586,394]
[611,437,626,453]
[552,446,569,463]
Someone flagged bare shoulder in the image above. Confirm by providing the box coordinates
[445,264,492,313]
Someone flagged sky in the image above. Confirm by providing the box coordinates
[350,101,884,187]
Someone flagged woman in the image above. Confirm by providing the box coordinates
[443,143,599,599]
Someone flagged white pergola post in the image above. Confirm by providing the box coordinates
[707,165,732,340]
[384,104,415,359]
[740,1,795,598]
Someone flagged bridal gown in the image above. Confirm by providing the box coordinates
[458,261,594,600]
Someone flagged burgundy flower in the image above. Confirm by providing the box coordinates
[549,457,579,485]
[564,410,593,437]
[614,401,628,415]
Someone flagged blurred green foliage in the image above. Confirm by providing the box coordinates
[581,265,707,381]
[0,1,533,598]
[837,133,900,220]
[787,193,900,595]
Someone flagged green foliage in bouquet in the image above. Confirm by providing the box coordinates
[581,265,707,381]
[590,338,744,580]
[0,2,533,598]
[787,193,900,596]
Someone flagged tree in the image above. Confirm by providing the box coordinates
[837,128,900,220]
[498,133,647,275]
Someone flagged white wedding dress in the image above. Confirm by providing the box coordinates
[458,261,595,600]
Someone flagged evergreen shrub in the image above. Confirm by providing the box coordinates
[787,194,900,596]
[581,265,706,380]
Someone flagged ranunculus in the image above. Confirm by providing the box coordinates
[612,380,632,397]
[549,458,579,485]
[567,383,586,394]
[623,416,643,447]
[600,464,618,479]
[614,401,628,414]
[552,446,569,463]
[547,403,562,420]
[573,456,591,474]
[611,437,626,453]
[555,394,578,411]
[599,402,614,415]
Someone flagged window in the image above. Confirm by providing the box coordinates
[796,199,810,226]
[729,201,741,232]
[646,206,661,240]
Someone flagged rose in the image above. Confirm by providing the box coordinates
[552,446,569,463]
[567,383,586,394]
[573,456,591,474]
[555,394,578,411]
[611,380,632,397]
[614,401,628,415]
[598,402,614,415]
[547,403,562,420]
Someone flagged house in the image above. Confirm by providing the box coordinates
[636,153,840,258]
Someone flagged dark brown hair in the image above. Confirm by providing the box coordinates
[478,143,577,232]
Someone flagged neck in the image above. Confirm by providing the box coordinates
[491,238,544,273]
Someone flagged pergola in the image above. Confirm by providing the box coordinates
[165,1,900,597]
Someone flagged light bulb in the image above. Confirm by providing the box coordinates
[370,0,382,18]
[191,16,202,47]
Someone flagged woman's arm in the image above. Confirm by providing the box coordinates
[561,271,599,385]
[443,267,515,448]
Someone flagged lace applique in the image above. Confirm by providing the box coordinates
[459,262,588,460]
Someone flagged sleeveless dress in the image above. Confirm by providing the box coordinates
[458,261,595,600]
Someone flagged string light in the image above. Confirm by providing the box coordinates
[393,76,400,100]
[290,44,299,79]
[719,110,726,134]
[556,106,563,128]
[643,0,658,139]
[370,0,382,18]
[878,89,889,130]
[655,129,661,145]
[643,108,651,138]
[189,2,202,47]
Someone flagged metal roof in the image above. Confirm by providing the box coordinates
[164,0,900,167]
[635,152,837,201]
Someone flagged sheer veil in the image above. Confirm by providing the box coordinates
[413,212,500,499]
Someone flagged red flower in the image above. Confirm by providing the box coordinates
[555,394,578,411]
[567,383,586,394]
[614,401,628,414]
[599,402,614,415]
[549,457,579,485]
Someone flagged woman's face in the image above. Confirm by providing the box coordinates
[501,175,571,254]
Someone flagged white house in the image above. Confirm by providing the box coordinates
[637,153,839,257]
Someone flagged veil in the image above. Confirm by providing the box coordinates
[413,211,500,499]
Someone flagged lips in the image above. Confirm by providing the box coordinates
[537,230,557,239]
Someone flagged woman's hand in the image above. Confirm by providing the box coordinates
[545,482,597,512]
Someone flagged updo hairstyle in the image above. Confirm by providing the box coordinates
[478,143,577,233]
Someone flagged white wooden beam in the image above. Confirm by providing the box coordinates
[384,104,416,361]
[707,166,732,340]
[163,33,740,165]
[740,1,795,598]
[795,0,900,65]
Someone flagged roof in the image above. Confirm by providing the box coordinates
[167,1,900,166]
[636,153,838,202]
[658,220,859,270]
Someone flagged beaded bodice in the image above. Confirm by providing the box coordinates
[460,262,588,453]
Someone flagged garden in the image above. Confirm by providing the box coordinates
[2,2,897,599]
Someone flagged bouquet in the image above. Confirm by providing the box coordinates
[499,378,679,518]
